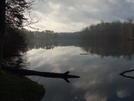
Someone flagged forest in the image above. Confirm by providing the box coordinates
[81,19,134,41]
[26,19,134,41]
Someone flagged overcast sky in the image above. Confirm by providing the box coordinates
[25,0,134,32]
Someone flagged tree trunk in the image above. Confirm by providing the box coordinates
[2,65,80,83]
[0,0,5,71]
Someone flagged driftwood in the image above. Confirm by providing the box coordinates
[2,65,80,83]
[120,69,134,79]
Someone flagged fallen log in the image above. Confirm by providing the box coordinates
[2,65,80,83]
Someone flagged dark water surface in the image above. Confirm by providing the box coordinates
[26,46,134,101]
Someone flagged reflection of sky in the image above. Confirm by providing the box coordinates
[26,46,134,101]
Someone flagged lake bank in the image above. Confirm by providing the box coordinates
[0,70,45,101]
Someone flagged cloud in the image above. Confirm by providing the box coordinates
[24,0,134,32]
[25,0,134,32]
[117,89,130,98]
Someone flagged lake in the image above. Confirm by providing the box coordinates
[26,42,134,101]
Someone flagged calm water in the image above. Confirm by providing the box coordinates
[26,46,134,101]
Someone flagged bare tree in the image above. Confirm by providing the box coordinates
[0,0,5,71]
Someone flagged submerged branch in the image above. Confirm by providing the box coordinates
[2,65,80,83]
[120,69,134,79]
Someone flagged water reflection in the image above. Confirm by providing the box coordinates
[28,40,134,60]
[26,46,134,101]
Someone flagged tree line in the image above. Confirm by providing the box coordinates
[81,19,134,41]
[25,19,134,43]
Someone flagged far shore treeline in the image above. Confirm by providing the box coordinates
[24,20,134,60]
[25,19,134,42]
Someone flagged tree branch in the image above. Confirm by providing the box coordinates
[120,69,134,79]
[2,65,80,83]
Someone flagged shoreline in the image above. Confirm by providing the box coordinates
[0,70,45,101]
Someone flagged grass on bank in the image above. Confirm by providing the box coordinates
[0,70,45,101]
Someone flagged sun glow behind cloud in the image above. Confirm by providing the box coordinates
[25,0,134,32]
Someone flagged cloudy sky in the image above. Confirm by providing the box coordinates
[25,0,134,32]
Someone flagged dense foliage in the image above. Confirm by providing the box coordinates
[3,28,28,67]
[3,0,31,68]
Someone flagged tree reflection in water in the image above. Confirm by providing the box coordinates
[120,69,134,79]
